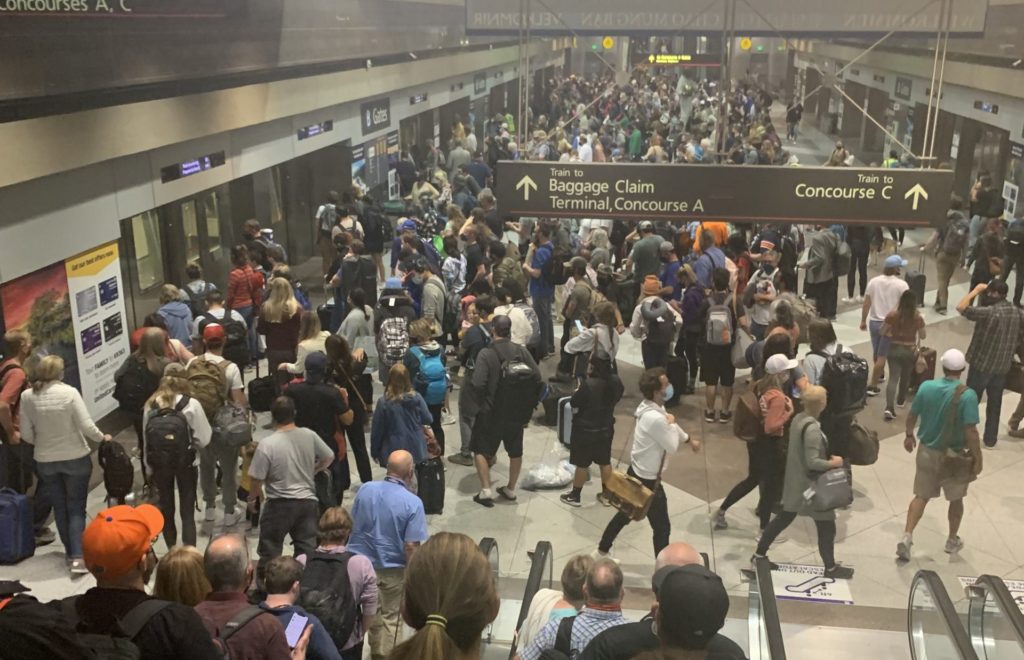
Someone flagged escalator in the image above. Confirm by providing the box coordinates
[476,537,554,659]
[966,575,1024,658]
[908,569,978,659]
[745,557,787,659]
[508,541,554,659]
[479,537,501,646]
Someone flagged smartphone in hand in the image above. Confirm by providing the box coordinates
[285,614,310,649]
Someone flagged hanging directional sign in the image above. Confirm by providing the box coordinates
[495,162,954,228]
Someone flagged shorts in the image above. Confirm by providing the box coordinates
[869,320,884,359]
[470,419,525,459]
[569,428,612,468]
[700,345,736,387]
[913,446,969,501]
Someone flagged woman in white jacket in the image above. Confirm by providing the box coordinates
[143,363,211,548]
[20,355,111,575]
[595,367,699,559]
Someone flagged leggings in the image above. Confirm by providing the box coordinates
[719,437,784,529]
[427,403,446,454]
[886,344,916,411]
[756,511,837,569]
[675,331,701,383]
[847,240,869,298]
[888,227,905,246]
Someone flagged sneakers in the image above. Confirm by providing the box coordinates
[596,492,612,507]
[205,506,217,523]
[704,409,717,423]
[441,409,457,426]
[222,511,239,528]
[749,554,779,571]
[841,297,855,304]
[560,491,582,507]
[866,386,881,397]
[1010,417,1023,432]
[935,307,948,315]
[884,409,896,421]
[896,396,906,409]
[824,564,855,580]
[896,534,913,561]
[712,510,728,530]
[944,536,965,554]
[34,529,56,546]
[69,559,89,576]
[590,549,620,564]
[718,410,733,424]
[447,453,474,466]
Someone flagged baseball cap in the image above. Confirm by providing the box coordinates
[659,240,674,254]
[765,353,799,375]
[82,504,164,580]
[304,351,328,382]
[384,277,404,290]
[202,323,225,343]
[566,256,589,271]
[940,349,967,372]
[638,220,655,232]
[884,255,908,269]
[399,219,418,233]
[652,564,730,650]
[597,263,614,277]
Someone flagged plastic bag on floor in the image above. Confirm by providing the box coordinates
[520,441,573,490]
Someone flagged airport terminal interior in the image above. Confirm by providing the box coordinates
[1,1,1024,658]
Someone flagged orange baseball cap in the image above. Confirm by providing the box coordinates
[82,504,164,580]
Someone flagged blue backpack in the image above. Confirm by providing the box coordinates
[411,346,448,405]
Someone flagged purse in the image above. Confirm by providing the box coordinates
[938,384,977,485]
[1005,361,1024,395]
[800,419,853,511]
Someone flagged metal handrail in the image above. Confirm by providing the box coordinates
[747,558,787,659]
[508,540,554,660]
[966,575,1024,657]
[908,569,978,660]
[478,537,500,645]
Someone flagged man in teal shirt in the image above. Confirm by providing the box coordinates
[897,349,981,562]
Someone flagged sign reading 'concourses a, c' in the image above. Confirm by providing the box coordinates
[495,162,954,229]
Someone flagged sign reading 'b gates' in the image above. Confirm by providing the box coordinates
[0,0,228,17]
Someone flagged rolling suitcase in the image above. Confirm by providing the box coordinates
[911,346,937,392]
[665,356,688,407]
[0,487,34,564]
[557,397,573,446]
[316,299,334,333]
[905,254,927,308]
[416,457,445,515]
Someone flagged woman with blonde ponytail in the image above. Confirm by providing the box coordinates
[387,532,499,660]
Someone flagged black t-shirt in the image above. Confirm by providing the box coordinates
[579,619,748,660]
[570,374,625,433]
[285,380,350,450]
[465,243,487,283]
[51,587,221,660]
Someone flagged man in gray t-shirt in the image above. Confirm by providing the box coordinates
[248,396,334,569]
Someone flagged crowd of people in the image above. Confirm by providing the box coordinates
[0,65,1018,660]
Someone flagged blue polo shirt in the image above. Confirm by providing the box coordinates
[911,377,980,450]
[530,242,555,299]
[347,478,428,569]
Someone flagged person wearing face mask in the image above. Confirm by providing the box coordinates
[743,250,779,341]
[347,450,429,660]
[595,368,700,560]
[409,258,448,344]
[56,504,223,660]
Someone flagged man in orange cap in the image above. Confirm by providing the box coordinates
[55,504,221,660]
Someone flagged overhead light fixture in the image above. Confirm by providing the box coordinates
[409,52,418,60]
[1013,58,1022,67]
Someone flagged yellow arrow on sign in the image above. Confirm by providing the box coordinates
[648,54,655,63]
[516,175,538,201]
[905,183,928,210]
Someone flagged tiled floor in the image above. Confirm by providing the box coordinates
[4,117,1021,654]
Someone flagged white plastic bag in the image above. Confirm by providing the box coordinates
[520,441,573,490]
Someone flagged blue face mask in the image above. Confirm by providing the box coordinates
[663,384,675,402]
[762,264,776,275]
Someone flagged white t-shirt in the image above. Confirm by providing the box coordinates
[865,275,910,322]
[578,142,593,162]
[495,303,533,347]
[187,353,244,397]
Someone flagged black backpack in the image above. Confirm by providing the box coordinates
[493,344,543,426]
[363,202,394,246]
[113,358,160,413]
[812,345,869,416]
[144,397,195,471]
[640,298,677,346]
[184,282,215,317]
[543,244,571,287]
[61,597,171,660]
[200,312,251,370]
[298,552,360,649]
[537,615,576,660]
[98,441,135,504]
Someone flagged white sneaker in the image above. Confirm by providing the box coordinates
[590,549,620,564]
[69,559,89,576]
[841,297,854,304]
[204,506,217,523]
[896,534,913,561]
[222,512,239,528]
[441,409,457,426]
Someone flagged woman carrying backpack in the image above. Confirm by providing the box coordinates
[325,335,373,485]
[403,319,449,455]
[713,353,797,536]
[258,277,303,374]
[880,290,926,422]
[143,364,211,548]
[20,356,111,575]
[114,327,171,477]
[369,364,434,466]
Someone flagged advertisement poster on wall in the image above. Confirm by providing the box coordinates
[64,242,130,419]
[0,241,129,420]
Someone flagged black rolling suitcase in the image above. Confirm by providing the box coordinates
[905,254,927,308]
[665,356,688,407]
[416,457,445,515]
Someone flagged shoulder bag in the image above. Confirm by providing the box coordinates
[938,384,977,485]
[601,414,664,522]
[801,418,853,511]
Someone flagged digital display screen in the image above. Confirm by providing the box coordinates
[160,151,226,183]
[409,94,429,105]
[297,120,334,140]
[973,101,999,114]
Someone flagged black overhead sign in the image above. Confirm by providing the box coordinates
[0,0,229,17]
[495,162,954,228]
[360,97,391,136]
[466,0,988,36]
